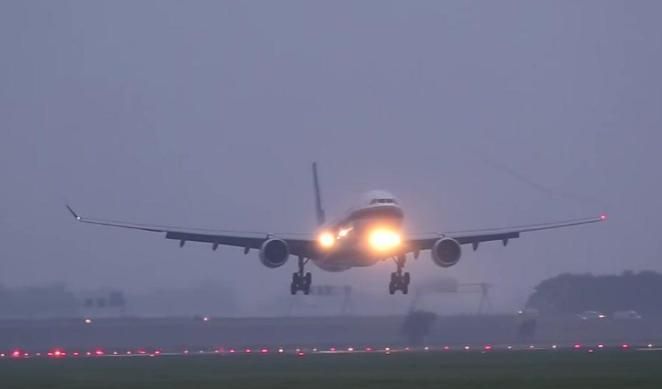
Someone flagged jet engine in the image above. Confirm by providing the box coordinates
[431,238,462,268]
[259,239,290,268]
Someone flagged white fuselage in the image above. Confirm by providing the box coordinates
[312,190,404,272]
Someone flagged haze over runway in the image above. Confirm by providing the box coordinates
[1,1,660,315]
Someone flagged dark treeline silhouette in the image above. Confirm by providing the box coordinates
[526,271,662,316]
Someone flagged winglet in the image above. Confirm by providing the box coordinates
[66,204,81,221]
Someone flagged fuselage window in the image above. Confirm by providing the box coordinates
[370,198,396,205]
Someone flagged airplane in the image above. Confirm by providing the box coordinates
[66,162,605,295]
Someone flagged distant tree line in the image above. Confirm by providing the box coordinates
[526,271,662,316]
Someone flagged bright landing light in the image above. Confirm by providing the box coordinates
[318,231,335,248]
[369,229,401,251]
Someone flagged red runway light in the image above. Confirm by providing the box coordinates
[573,344,582,349]
[484,345,492,351]
[11,350,21,358]
[95,349,104,356]
[260,348,268,354]
[622,344,630,349]
[51,349,64,358]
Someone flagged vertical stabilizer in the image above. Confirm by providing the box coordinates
[312,162,326,226]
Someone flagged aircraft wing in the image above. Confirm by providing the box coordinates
[406,215,606,252]
[65,205,319,258]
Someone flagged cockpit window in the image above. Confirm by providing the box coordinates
[370,198,396,205]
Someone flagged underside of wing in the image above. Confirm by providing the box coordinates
[66,205,319,258]
[406,215,605,253]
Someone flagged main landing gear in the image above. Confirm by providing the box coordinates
[389,255,410,295]
[291,256,312,295]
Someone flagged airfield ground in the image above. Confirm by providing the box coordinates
[2,348,662,389]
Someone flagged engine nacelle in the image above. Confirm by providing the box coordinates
[431,238,462,268]
[259,239,290,268]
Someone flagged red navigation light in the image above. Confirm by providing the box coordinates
[600,214,607,221]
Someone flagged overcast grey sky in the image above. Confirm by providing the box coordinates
[1,0,660,315]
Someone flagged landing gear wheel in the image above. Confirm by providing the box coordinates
[388,255,410,295]
[291,258,312,295]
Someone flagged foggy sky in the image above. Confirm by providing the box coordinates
[1,0,661,315]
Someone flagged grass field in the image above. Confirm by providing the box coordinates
[2,350,662,389]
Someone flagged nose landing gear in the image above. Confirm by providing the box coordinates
[291,257,312,295]
[389,255,410,295]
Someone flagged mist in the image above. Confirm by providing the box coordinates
[1,0,660,317]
